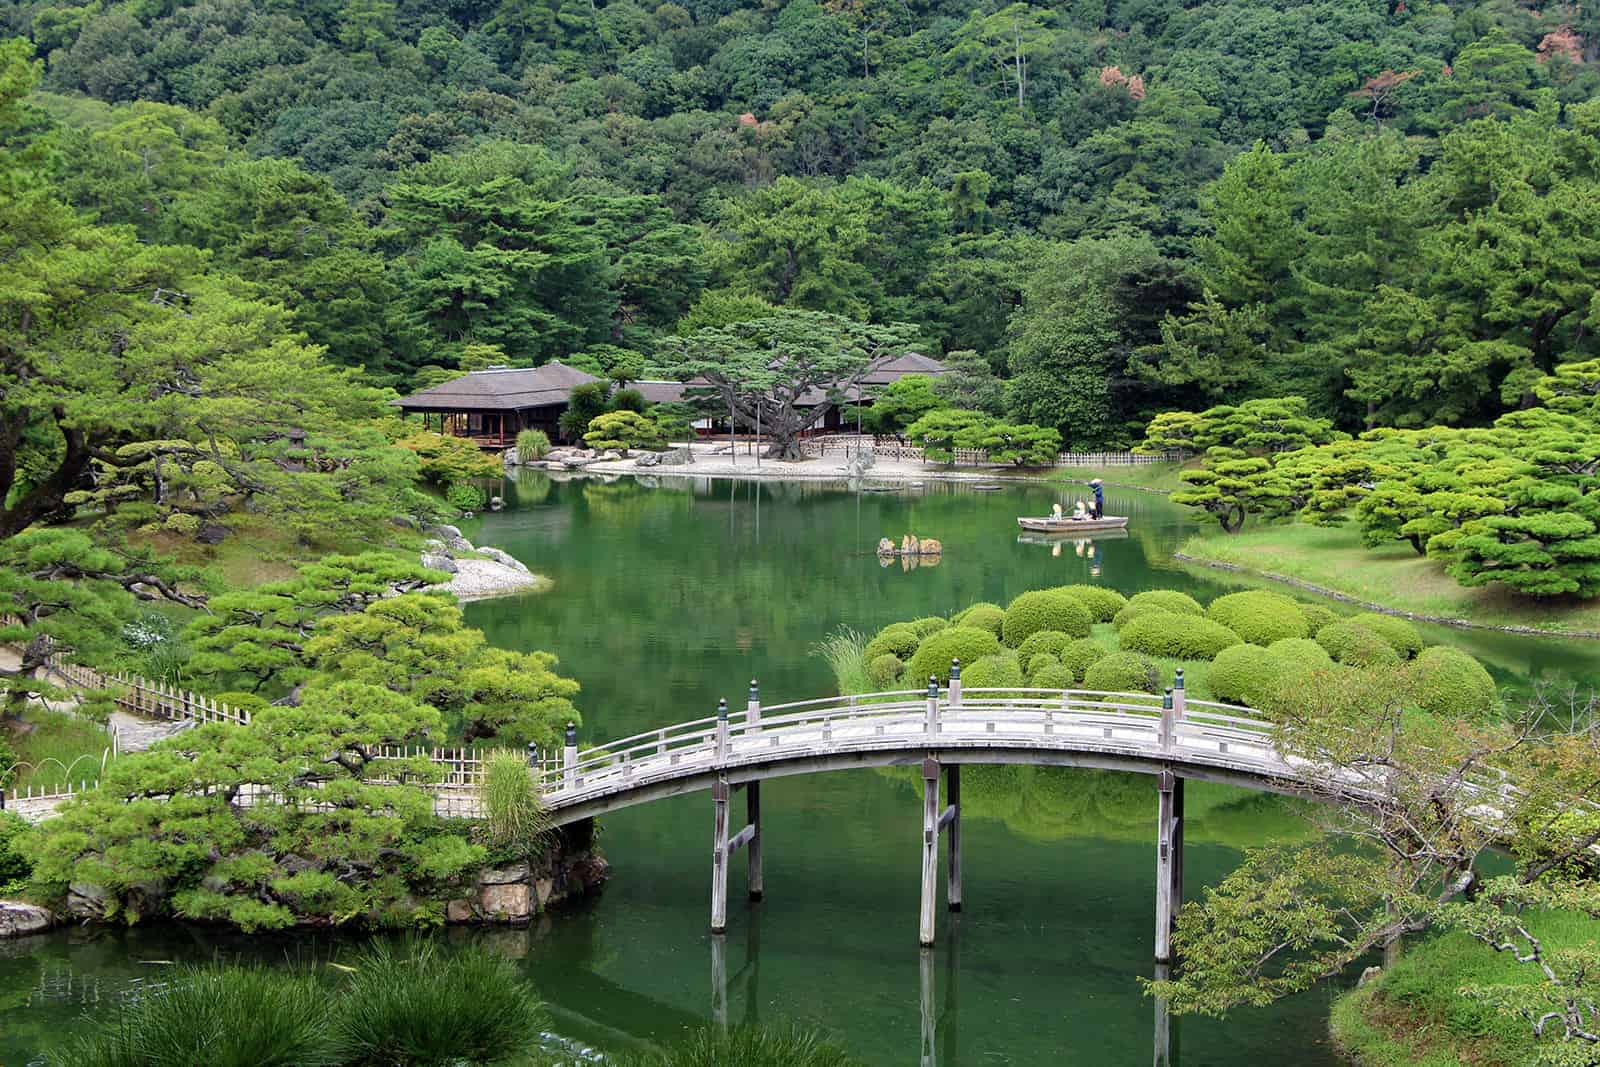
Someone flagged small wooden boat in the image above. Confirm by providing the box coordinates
[1017,515,1130,533]
[971,484,1003,491]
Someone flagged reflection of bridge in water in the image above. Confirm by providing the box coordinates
[531,668,1357,962]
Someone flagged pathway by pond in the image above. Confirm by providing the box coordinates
[2,473,1594,1064]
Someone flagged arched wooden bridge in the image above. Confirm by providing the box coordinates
[527,666,1343,957]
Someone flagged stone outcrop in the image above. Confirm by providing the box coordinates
[421,526,542,601]
[446,820,609,927]
[0,901,55,939]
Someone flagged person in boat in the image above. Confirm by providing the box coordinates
[1089,479,1104,519]
[1052,502,1064,520]
[1072,499,1088,520]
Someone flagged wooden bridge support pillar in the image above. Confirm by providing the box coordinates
[711,776,762,933]
[1155,770,1185,964]
[946,765,962,912]
[920,758,961,946]
[1152,962,1177,1067]
[747,781,763,902]
[710,932,728,1031]
[919,947,936,1067]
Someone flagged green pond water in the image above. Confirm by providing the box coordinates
[3,472,1597,1065]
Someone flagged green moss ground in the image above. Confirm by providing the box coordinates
[8,707,113,793]
[1052,461,1190,493]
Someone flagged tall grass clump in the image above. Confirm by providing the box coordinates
[57,965,338,1067]
[614,1024,863,1066]
[481,749,551,852]
[815,626,870,695]
[334,940,544,1065]
[515,428,551,460]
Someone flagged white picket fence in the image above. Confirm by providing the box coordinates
[804,436,1172,467]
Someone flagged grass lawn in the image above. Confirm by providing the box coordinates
[1053,461,1189,493]
[6,707,114,794]
[1330,911,1593,1066]
[1179,523,1600,636]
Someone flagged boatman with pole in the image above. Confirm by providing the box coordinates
[1089,479,1104,519]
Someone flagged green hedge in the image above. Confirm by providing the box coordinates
[953,603,1006,636]
[1267,638,1333,672]
[1351,612,1423,660]
[1083,651,1162,695]
[1054,584,1128,623]
[1408,646,1497,719]
[964,653,1025,690]
[1001,590,1092,647]
[867,654,904,689]
[906,616,950,638]
[1112,590,1203,629]
[1207,644,1278,706]
[1205,591,1309,645]
[864,625,921,662]
[1300,603,1339,637]
[1025,653,1060,679]
[1316,621,1402,668]
[1016,630,1074,662]
[1059,639,1109,682]
[906,627,1002,686]
[1031,664,1077,691]
[1118,611,1242,661]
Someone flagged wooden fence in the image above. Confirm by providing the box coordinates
[48,657,252,726]
[803,436,1172,467]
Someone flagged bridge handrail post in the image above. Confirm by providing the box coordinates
[716,698,729,764]
[562,722,577,788]
[1159,689,1174,752]
[746,679,761,731]
[925,677,940,737]
[1172,668,1186,723]
[948,660,962,710]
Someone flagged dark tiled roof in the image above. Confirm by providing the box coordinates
[394,362,601,411]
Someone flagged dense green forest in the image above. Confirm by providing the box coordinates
[4,0,1600,447]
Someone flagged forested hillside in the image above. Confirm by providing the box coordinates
[5,0,1600,445]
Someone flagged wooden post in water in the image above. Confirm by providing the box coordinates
[710,932,728,1031]
[1152,962,1177,1066]
[1155,769,1185,964]
[747,780,764,902]
[711,775,730,934]
[920,756,941,947]
[919,946,937,1067]
[946,764,962,912]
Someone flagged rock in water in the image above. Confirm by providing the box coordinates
[0,901,55,938]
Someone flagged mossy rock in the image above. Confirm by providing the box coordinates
[1316,621,1401,668]
[864,625,920,663]
[1059,638,1110,682]
[1016,630,1074,662]
[1267,638,1333,673]
[1118,611,1242,661]
[1207,644,1278,706]
[1407,646,1497,720]
[1001,590,1092,647]
[1351,613,1423,660]
[953,602,1005,637]
[1299,603,1339,637]
[867,654,904,689]
[1082,651,1161,696]
[1205,591,1309,646]
[1025,652,1060,679]
[1031,663,1077,691]
[905,627,1002,686]
[905,616,950,638]
[1053,584,1128,623]
[1112,590,1204,629]
[964,653,1025,691]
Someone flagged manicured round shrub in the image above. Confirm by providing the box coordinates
[1118,611,1242,661]
[905,627,1002,686]
[1316,621,1401,668]
[1112,590,1204,629]
[1207,644,1278,706]
[1205,591,1309,646]
[964,653,1025,691]
[1026,652,1060,679]
[1267,638,1333,673]
[867,654,904,689]
[1031,664,1077,691]
[864,625,920,663]
[1001,590,1092,647]
[906,616,950,638]
[1059,638,1109,682]
[1408,646,1497,719]
[1082,651,1161,695]
[1351,613,1423,660]
[1053,584,1128,623]
[1016,630,1074,662]
[1299,603,1339,637]
[953,602,1005,637]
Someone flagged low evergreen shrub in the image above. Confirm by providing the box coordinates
[1053,584,1128,623]
[905,627,1001,686]
[1016,630,1074,662]
[1316,621,1402,668]
[0,810,33,888]
[1082,651,1161,695]
[1001,590,1092,647]
[905,616,949,638]
[1025,652,1060,679]
[1351,612,1423,659]
[1112,590,1203,629]
[867,653,904,689]
[951,602,1005,636]
[515,429,551,460]
[1059,638,1109,682]
[1407,646,1497,719]
[863,626,920,662]
[1031,664,1077,690]
[1118,611,1242,660]
[1205,591,1309,645]
[445,481,485,512]
[964,653,1025,691]
[1267,638,1334,672]
[1207,644,1277,706]
[1299,602,1339,637]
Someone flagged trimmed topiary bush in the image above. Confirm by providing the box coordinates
[1059,638,1109,682]
[864,626,920,662]
[1082,651,1161,695]
[1316,621,1401,668]
[1016,630,1074,662]
[1299,603,1339,637]
[964,653,1025,691]
[1053,584,1128,623]
[867,654,904,689]
[1205,591,1309,646]
[1002,590,1092,647]
[1407,646,1497,719]
[906,616,950,638]
[953,603,1005,637]
[1112,590,1204,629]
[1031,664,1076,691]
[1267,638,1333,673]
[1351,613,1423,660]
[906,627,1002,686]
[1207,644,1278,706]
[1118,611,1242,661]
[1026,653,1060,679]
